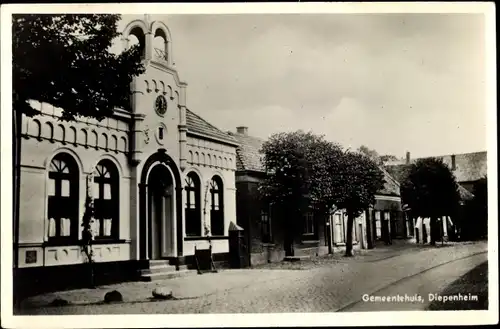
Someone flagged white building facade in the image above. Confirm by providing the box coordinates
[15,16,238,284]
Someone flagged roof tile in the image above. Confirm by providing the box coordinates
[227,132,265,172]
[186,109,237,144]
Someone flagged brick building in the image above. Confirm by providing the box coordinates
[14,16,239,294]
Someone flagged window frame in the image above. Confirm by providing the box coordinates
[260,204,272,243]
[93,160,120,240]
[209,176,224,236]
[303,211,315,236]
[47,153,79,244]
[374,210,382,239]
[184,172,201,237]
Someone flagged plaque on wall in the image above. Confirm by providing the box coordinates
[25,250,37,264]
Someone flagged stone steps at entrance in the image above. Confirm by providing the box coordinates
[139,259,196,282]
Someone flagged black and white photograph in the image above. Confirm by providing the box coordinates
[1,2,497,328]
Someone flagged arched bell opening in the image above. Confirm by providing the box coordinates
[153,28,168,62]
[128,26,146,60]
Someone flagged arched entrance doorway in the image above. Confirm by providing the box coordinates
[139,150,183,260]
[147,165,174,259]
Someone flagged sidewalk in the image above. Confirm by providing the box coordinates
[251,238,452,270]
[19,268,302,310]
[17,240,487,314]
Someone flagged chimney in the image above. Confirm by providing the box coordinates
[406,151,411,164]
[236,126,248,135]
[451,154,456,170]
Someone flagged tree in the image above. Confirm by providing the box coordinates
[259,131,346,256]
[12,15,145,270]
[307,139,346,223]
[400,158,461,245]
[336,151,385,256]
[379,154,399,164]
[81,194,96,287]
[358,145,380,163]
[358,145,399,165]
[259,131,317,256]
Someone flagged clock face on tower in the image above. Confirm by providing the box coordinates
[155,95,167,116]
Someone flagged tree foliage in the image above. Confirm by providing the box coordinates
[336,151,385,217]
[259,131,318,255]
[259,131,384,256]
[259,131,313,211]
[400,158,461,244]
[357,145,380,163]
[358,145,399,165]
[401,158,460,218]
[13,14,145,120]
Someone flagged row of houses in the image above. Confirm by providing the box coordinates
[13,15,486,294]
[229,127,407,265]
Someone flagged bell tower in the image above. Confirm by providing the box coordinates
[121,15,188,171]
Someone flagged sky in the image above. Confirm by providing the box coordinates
[119,13,487,159]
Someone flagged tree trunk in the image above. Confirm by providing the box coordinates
[430,217,437,245]
[284,206,295,256]
[345,211,355,257]
[366,209,374,249]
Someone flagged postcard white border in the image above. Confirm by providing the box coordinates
[1,2,497,328]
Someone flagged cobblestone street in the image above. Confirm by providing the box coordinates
[17,241,487,315]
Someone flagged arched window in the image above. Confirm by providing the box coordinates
[93,160,119,239]
[184,172,201,236]
[209,176,224,236]
[47,153,79,242]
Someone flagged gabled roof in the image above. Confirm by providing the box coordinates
[385,164,411,185]
[186,109,238,145]
[458,184,475,201]
[227,131,265,172]
[386,151,487,184]
[384,162,476,202]
[378,167,401,197]
[430,151,487,183]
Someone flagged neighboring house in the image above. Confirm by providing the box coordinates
[385,151,485,242]
[368,168,407,243]
[229,127,404,266]
[14,16,239,294]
